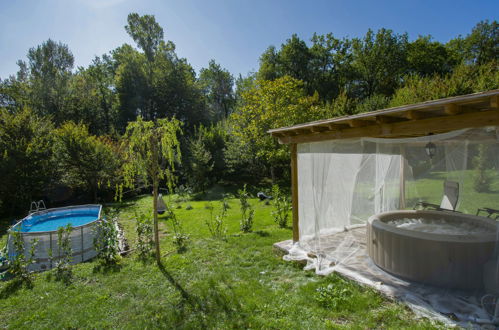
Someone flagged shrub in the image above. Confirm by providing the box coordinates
[271,185,291,228]
[238,185,254,233]
[93,218,120,265]
[135,212,154,260]
[8,231,38,286]
[205,199,228,239]
[53,224,73,283]
[166,206,189,252]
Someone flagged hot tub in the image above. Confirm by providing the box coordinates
[7,205,102,271]
[367,210,498,290]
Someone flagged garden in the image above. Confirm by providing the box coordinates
[0,185,442,328]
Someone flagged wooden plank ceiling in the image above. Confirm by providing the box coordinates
[269,89,499,144]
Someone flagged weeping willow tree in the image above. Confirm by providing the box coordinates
[122,116,182,264]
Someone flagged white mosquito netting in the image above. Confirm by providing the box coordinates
[282,127,499,325]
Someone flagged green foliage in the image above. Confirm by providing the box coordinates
[351,28,408,98]
[389,62,499,108]
[271,185,291,228]
[204,199,228,239]
[93,219,120,265]
[198,60,235,120]
[122,115,182,262]
[21,39,74,124]
[53,122,121,202]
[238,185,254,233]
[135,212,154,260]
[187,131,213,193]
[231,76,322,169]
[447,20,498,65]
[125,13,164,62]
[8,231,38,286]
[315,276,382,312]
[166,205,189,252]
[406,35,455,76]
[355,93,390,114]
[0,107,55,214]
[122,116,182,193]
[54,224,73,283]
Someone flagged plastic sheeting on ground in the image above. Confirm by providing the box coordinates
[275,227,498,328]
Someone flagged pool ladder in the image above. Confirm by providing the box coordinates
[29,200,46,214]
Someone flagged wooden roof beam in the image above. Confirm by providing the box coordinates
[444,103,461,115]
[490,95,499,110]
[348,119,371,128]
[375,115,406,124]
[310,126,328,133]
[405,110,428,120]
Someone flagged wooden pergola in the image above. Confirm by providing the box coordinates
[269,89,499,242]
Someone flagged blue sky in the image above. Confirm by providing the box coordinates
[0,0,497,79]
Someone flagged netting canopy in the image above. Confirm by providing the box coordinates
[286,127,499,281]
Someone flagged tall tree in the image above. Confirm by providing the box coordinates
[407,36,455,76]
[351,28,408,98]
[53,122,121,202]
[309,33,353,100]
[231,76,321,180]
[21,39,74,123]
[0,107,55,214]
[446,20,498,65]
[198,60,235,120]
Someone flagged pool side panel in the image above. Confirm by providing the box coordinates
[7,204,102,271]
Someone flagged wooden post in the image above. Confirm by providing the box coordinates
[291,143,299,242]
[399,146,406,209]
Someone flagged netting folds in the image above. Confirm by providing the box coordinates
[284,127,499,282]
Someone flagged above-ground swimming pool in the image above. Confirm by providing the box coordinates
[367,210,498,290]
[8,205,102,271]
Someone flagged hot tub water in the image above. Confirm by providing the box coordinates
[387,217,490,235]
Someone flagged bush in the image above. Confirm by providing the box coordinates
[271,185,291,228]
[0,108,55,215]
[205,199,228,239]
[8,231,38,286]
[166,206,189,252]
[52,224,73,283]
[238,185,254,233]
[93,218,120,265]
[135,212,154,260]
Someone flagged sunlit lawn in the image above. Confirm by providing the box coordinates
[0,187,442,329]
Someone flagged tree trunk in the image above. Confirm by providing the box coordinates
[153,179,161,264]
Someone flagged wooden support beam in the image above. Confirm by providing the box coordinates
[278,110,499,144]
[375,115,405,124]
[310,126,328,133]
[290,143,299,242]
[491,95,499,109]
[405,110,426,120]
[348,119,371,128]
[444,103,460,115]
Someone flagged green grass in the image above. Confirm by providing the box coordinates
[0,191,442,329]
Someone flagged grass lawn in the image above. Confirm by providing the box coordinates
[0,189,443,329]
